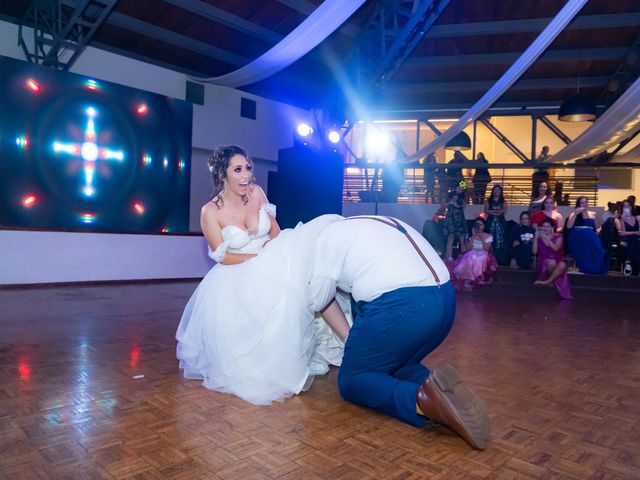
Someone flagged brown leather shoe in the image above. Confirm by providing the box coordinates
[416,364,489,450]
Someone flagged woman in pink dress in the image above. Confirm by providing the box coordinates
[533,217,572,300]
[451,217,497,290]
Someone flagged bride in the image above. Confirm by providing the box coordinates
[176,145,348,405]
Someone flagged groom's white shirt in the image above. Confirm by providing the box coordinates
[308,216,450,310]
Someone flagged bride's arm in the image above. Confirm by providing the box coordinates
[319,298,350,341]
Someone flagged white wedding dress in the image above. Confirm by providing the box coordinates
[176,204,346,405]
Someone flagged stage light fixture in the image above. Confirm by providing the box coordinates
[328,130,341,144]
[136,104,148,115]
[296,123,313,137]
[365,129,390,154]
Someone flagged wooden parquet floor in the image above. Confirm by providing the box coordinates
[0,281,639,479]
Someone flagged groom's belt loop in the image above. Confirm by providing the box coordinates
[344,216,441,286]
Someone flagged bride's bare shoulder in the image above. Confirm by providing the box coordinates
[202,198,223,219]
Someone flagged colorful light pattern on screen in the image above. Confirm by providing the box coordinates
[85,79,100,91]
[22,194,37,207]
[52,106,125,197]
[26,79,40,92]
[79,212,96,223]
[0,57,192,232]
[16,136,29,149]
[133,202,145,214]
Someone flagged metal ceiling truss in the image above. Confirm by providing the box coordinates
[390,76,609,95]
[405,47,629,69]
[19,0,116,70]
[425,12,640,39]
[353,0,449,91]
[478,117,530,164]
[597,33,640,109]
[163,0,282,44]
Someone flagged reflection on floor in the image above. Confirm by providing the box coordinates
[1,281,639,479]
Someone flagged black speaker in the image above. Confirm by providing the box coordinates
[270,146,343,229]
[185,81,205,105]
[240,97,257,119]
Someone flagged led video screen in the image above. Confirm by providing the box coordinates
[0,56,192,233]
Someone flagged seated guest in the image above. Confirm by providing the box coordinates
[616,199,640,276]
[531,195,563,231]
[566,196,609,274]
[508,211,535,269]
[533,218,572,300]
[529,181,551,213]
[451,217,497,290]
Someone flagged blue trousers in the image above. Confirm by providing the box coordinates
[338,282,456,427]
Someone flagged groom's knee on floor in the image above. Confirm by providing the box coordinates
[337,371,366,405]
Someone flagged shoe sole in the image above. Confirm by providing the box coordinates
[431,364,490,449]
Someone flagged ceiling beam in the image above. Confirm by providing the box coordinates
[387,76,609,94]
[59,0,251,67]
[425,12,640,39]
[404,47,629,68]
[106,11,249,67]
[162,0,282,44]
[276,0,360,38]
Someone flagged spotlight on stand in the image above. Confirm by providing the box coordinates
[365,128,390,155]
[558,94,596,122]
[445,131,471,151]
[327,130,341,144]
[296,123,313,137]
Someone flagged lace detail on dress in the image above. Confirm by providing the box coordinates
[262,203,276,218]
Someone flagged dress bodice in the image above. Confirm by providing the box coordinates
[624,217,639,231]
[208,203,275,262]
[574,217,596,231]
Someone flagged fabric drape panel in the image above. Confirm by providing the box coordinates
[611,140,640,164]
[549,77,640,164]
[401,0,588,163]
[193,0,367,88]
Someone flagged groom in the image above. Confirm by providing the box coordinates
[309,215,489,449]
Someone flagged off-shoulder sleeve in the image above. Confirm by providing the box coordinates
[485,235,494,244]
[261,203,276,218]
[208,239,231,262]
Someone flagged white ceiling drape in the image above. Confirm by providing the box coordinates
[401,0,589,163]
[193,0,366,88]
[547,77,640,164]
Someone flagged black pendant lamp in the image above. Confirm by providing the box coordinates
[558,94,596,122]
[445,131,471,151]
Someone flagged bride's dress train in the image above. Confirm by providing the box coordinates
[176,205,347,405]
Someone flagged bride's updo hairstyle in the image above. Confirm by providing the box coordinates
[208,145,253,208]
